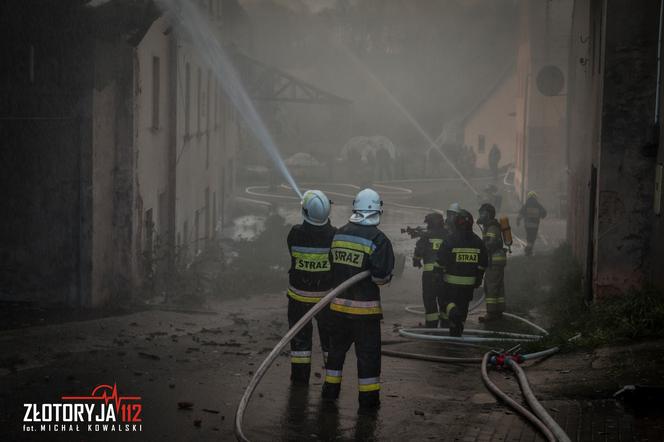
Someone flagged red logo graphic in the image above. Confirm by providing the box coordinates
[62,383,142,423]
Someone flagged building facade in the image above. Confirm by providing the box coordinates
[462,68,517,170]
[0,0,243,307]
[567,0,664,298]
[513,0,574,213]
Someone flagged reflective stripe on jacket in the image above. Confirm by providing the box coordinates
[436,231,488,287]
[287,221,336,301]
[330,222,395,319]
[414,228,447,272]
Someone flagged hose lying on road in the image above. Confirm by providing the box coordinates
[393,305,572,440]
[399,327,543,344]
[481,352,556,442]
[521,334,581,362]
[234,271,371,442]
[404,291,485,316]
[506,358,571,442]
[502,312,549,336]
[382,348,481,364]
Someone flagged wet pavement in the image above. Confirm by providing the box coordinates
[3,262,664,441]
[2,179,662,441]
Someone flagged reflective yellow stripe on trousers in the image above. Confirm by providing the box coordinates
[290,350,312,364]
[425,312,440,321]
[422,263,440,272]
[325,369,342,384]
[287,286,326,303]
[485,297,505,304]
[358,377,380,392]
[443,274,476,286]
[330,298,382,315]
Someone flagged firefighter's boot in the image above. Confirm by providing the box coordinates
[290,362,311,384]
[439,312,450,329]
[447,303,465,337]
[358,390,380,410]
[322,368,342,401]
[524,243,533,256]
[322,382,341,402]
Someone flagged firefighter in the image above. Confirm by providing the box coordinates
[322,188,395,410]
[476,203,506,321]
[436,210,488,337]
[445,202,461,234]
[517,191,547,256]
[286,190,336,384]
[479,184,502,212]
[413,212,448,327]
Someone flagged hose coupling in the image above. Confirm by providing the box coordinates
[489,353,524,367]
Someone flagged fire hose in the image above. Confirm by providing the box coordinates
[234,270,371,442]
[234,268,572,441]
[385,308,575,441]
[506,357,572,442]
[480,352,556,442]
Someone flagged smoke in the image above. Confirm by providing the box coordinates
[240,0,340,15]
[242,0,519,149]
[85,0,113,7]
[155,0,303,199]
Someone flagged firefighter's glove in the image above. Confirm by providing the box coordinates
[474,273,484,288]
[412,257,422,268]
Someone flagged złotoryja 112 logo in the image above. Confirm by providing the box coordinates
[22,383,143,434]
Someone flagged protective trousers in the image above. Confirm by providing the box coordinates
[422,271,446,328]
[322,316,381,408]
[288,297,330,383]
[525,227,538,256]
[442,284,473,337]
[484,264,505,319]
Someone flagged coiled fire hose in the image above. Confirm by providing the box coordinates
[234,270,371,442]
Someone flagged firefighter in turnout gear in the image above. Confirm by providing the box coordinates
[322,188,395,410]
[517,191,547,256]
[287,190,336,384]
[477,203,506,321]
[436,210,488,337]
[446,202,461,234]
[413,212,448,327]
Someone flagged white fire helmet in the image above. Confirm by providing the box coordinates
[301,190,331,226]
[447,202,461,214]
[349,188,383,226]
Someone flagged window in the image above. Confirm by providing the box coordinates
[197,67,202,134]
[213,79,218,130]
[478,134,486,154]
[152,56,160,129]
[185,62,191,136]
[204,187,210,240]
[158,191,168,237]
[194,210,200,252]
[206,70,211,168]
[144,209,154,254]
[29,45,35,83]
[205,69,211,128]
[144,208,154,276]
[212,192,217,238]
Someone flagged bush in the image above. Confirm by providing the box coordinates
[519,243,664,351]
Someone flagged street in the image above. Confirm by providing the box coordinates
[2,230,663,441]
